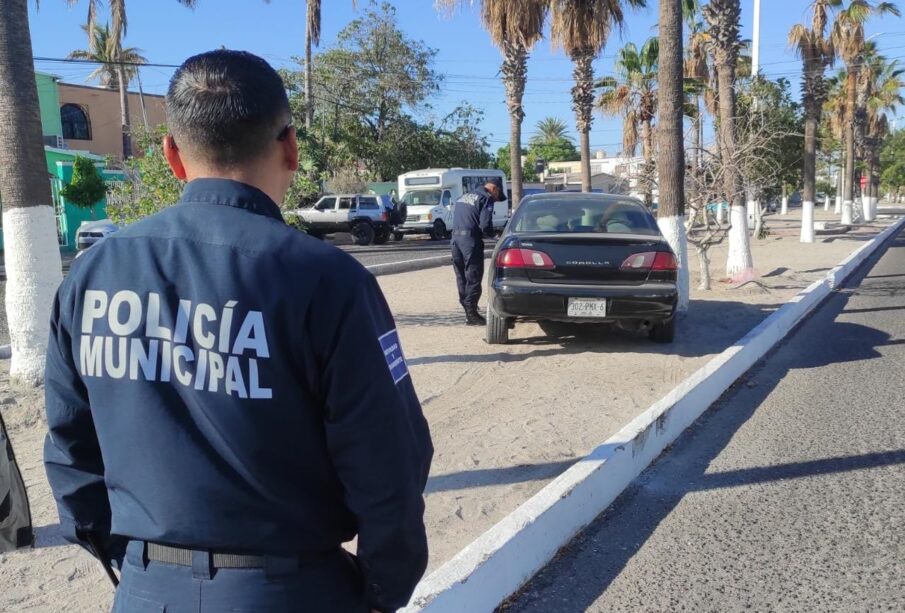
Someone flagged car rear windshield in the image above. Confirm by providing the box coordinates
[513,197,660,235]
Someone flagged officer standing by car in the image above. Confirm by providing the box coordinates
[44,50,432,613]
[450,177,505,325]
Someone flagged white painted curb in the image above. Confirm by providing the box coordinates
[403,215,905,612]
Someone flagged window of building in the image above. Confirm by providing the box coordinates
[61,104,91,140]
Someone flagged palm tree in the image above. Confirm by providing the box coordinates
[305,1,355,133]
[684,1,711,173]
[598,39,658,206]
[863,53,904,218]
[69,0,200,158]
[789,0,840,243]
[658,0,689,314]
[530,117,573,146]
[549,0,645,193]
[69,23,147,90]
[831,0,899,225]
[824,70,848,212]
[0,0,65,384]
[438,1,547,206]
[703,0,752,278]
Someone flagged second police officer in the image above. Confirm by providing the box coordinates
[450,177,506,326]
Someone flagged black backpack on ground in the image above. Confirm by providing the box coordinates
[0,409,33,552]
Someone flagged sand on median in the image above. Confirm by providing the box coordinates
[0,208,896,611]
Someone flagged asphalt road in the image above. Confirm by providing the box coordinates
[504,227,905,612]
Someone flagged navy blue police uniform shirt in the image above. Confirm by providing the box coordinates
[451,186,496,238]
[44,178,433,612]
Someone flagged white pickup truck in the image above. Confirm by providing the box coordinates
[290,194,398,246]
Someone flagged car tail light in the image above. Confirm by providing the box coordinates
[381,211,389,222]
[620,251,677,271]
[497,248,555,269]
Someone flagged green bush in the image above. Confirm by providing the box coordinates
[60,156,107,218]
[107,126,183,226]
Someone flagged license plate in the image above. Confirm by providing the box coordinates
[567,298,608,318]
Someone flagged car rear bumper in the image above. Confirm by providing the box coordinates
[491,278,677,322]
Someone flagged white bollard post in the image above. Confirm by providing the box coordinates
[781,196,789,215]
[824,194,830,211]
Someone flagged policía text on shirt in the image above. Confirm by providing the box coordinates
[77,290,273,400]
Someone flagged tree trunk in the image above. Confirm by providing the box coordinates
[641,118,654,207]
[305,26,314,132]
[656,0,689,313]
[571,50,595,193]
[801,108,817,242]
[781,183,789,215]
[716,58,753,277]
[116,63,132,159]
[502,41,528,208]
[696,245,712,290]
[841,70,857,225]
[835,146,844,214]
[0,0,64,385]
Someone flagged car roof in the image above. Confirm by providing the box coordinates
[519,193,647,208]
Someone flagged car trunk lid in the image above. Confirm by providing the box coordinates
[514,233,664,284]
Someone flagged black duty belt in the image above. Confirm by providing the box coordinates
[147,542,267,569]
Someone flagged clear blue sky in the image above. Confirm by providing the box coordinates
[28,0,905,156]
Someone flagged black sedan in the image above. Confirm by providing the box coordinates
[486,193,678,344]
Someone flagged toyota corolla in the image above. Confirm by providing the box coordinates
[486,193,678,344]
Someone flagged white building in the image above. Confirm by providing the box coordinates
[542,150,648,198]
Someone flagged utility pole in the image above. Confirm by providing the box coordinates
[136,68,149,131]
[751,0,761,77]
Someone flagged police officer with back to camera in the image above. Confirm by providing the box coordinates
[450,177,505,325]
[43,50,433,613]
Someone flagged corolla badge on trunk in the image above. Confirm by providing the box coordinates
[566,260,612,266]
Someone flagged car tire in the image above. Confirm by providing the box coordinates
[374,229,390,245]
[648,317,676,343]
[352,222,375,246]
[429,221,447,241]
[306,230,324,240]
[393,232,404,242]
[486,305,510,344]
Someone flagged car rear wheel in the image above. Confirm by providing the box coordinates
[352,222,375,246]
[486,306,510,344]
[648,318,675,343]
[393,232,404,242]
[374,228,390,245]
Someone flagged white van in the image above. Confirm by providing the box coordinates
[397,168,510,240]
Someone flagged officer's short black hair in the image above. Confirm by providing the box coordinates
[166,50,290,168]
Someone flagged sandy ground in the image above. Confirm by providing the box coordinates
[0,208,898,611]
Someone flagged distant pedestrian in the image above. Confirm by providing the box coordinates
[450,177,505,325]
[44,49,432,613]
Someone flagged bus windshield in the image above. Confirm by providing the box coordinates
[401,189,442,207]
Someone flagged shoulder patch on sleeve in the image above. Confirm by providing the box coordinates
[379,329,409,384]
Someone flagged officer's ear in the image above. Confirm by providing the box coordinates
[163,135,188,181]
[280,127,299,173]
